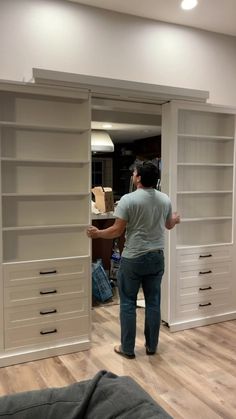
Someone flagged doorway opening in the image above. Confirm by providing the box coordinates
[91,99,162,200]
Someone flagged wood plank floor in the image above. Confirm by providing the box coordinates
[0,304,236,418]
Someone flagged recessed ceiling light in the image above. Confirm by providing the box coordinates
[181,0,198,10]
[102,123,113,129]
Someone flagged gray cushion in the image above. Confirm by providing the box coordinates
[0,370,172,418]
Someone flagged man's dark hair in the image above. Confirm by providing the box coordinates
[135,161,159,188]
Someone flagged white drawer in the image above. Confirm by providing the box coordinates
[177,245,232,267]
[179,279,231,299]
[5,297,89,328]
[177,292,233,320]
[178,262,232,289]
[3,257,89,287]
[5,316,90,350]
[4,277,88,307]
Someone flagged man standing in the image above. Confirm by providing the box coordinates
[87,161,180,359]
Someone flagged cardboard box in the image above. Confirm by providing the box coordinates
[91,186,114,213]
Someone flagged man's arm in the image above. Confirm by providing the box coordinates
[165,212,180,230]
[87,218,127,239]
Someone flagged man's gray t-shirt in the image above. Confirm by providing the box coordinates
[114,188,172,258]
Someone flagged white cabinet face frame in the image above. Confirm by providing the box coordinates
[0,82,92,366]
[161,101,236,329]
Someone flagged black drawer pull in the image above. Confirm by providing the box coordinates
[199,270,212,275]
[40,289,57,295]
[39,270,57,275]
[199,302,212,307]
[40,309,57,315]
[199,254,212,258]
[199,286,212,291]
[40,328,57,335]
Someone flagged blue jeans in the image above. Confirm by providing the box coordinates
[117,251,164,355]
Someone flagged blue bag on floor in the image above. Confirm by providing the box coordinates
[92,261,113,302]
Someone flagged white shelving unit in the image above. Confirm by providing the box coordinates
[0,82,91,366]
[161,101,236,331]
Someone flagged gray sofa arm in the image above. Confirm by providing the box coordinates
[0,370,172,419]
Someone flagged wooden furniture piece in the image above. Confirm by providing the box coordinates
[0,81,91,366]
[92,215,125,272]
[162,101,236,331]
[92,218,114,270]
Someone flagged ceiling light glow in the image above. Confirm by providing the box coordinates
[181,0,198,10]
[102,123,113,129]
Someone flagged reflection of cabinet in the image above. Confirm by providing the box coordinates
[162,101,236,331]
[0,82,91,366]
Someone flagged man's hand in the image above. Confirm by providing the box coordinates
[165,212,180,230]
[172,212,180,225]
[87,226,100,239]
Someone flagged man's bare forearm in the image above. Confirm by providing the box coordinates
[87,218,127,239]
[98,225,122,239]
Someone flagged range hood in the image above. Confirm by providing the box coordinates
[91,130,114,153]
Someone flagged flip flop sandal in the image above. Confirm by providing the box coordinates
[114,345,135,359]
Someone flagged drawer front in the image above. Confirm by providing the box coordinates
[176,260,233,321]
[177,292,233,320]
[5,316,90,350]
[178,262,232,289]
[177,245,232,267]
[5,297,89,328]
[4,277,88,307]
[179,282,232,302]
[3,257,89,287]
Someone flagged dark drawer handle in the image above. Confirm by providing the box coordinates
[199,286,212,291]
[40,289,57,295]
[39,270,57,275]
[40,309,57,315]
[199,302,212,307]
[199,270,212,275]
[199,254,212,258]
[40,328,57,335]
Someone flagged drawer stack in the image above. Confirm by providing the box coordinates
[176,246,233,321]
[3,257,89,350]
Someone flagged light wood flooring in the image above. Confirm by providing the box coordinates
[0,304,236,419]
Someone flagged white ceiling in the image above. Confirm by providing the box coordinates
[69,0,236,37]
[91,121,161,143]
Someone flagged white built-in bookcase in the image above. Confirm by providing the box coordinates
[0,82,91,365]
[177,109,234,247]
[162,101,236,331]
[0,92,90,261]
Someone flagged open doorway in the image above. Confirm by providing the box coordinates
[91,100,162,200]
[91,99,162,307]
